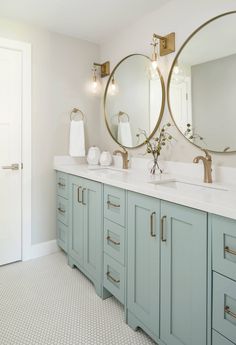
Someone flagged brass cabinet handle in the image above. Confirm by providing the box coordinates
[161,215,167,242]
[2,163,19,170]
[107,200,120,208]
[82,188,86,205]
[57,207,65,213]
[77,186,82,203]
[150,212,156,237]
[106,271,120,284]
[225,246,236,256]
[225,306,236,319]
[57,182,66,187]
[106,236,120,246]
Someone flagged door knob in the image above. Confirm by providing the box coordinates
[2,163,20,170]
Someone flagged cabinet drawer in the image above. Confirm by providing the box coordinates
[212,330,234,345]
[213,272,236,344]
[57,220,68,253]
[104,219,124,265]
[104,254,125,304]
[56,196,68,226]
[212,215,236,281]
[56,172,68,199]
[104,185,125,226]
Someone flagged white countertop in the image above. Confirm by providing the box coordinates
[54,162,236,220]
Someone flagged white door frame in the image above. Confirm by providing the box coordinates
[0,37,31,261]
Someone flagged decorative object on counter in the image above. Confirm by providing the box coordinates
[87,146,101,165]
[91,61,110,94]
[113,147,129,169]
[137,123,175,175]
[99,151,112,166]
[69,108,85,157]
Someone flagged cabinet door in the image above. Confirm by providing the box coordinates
[69,176,84,266]
[127,191,160,339]
[160,201,207,345]
[83,178,102,282]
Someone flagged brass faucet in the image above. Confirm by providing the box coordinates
[113,147,129,169]
[193,149,212,183]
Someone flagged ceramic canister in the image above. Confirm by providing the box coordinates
[87,146,101,165]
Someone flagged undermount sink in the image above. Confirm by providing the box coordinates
[88,167,126,174]
[149,179,229,193]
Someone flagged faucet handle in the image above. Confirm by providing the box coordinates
[202,148,211,161]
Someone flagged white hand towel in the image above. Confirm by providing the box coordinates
[69,120,85,157]
[118,122,133,147]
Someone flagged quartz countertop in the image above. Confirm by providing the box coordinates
[54,162,236,221]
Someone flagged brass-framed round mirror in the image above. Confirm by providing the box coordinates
[104,54,165,149]
[168,11,236,153]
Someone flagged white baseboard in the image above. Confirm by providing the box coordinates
[30,239,60,260]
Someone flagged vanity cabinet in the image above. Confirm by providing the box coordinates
[127,192,160,342]
[211,215,236,345]
[68,175,103,296]
[103,185,126,304]
[160,201,208,345]
[56,172,69,252]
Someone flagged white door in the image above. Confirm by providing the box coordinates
[0,45,22,265]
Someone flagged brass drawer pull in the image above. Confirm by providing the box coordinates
[106,271,120,284]
[225,246,236,256]
[106,236,120,246]
[225,306,236,319]
[82,188,86,205]
[107,200,120,208]
[57,182,66,187]
[77,186,82,203]
[150,212,156,237]
[58,207,65,214]
[161,215,167,242]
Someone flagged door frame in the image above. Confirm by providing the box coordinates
[0,37,31,261]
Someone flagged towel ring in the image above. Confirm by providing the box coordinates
[118,111,130,123]
[70,108,84,121]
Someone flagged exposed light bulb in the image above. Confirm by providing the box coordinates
[109,76,119,95]
[173,65,180,74]
[151,59,158,69]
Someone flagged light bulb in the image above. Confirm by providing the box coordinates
[151,59,158,69]
[109,76,119,95]
[91,74,99,94]
[173,65,180,74]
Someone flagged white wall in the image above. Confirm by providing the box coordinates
[100,0,236,167]
[0,18,100,244]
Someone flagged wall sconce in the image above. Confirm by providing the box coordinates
[151,32,175,68]
[91,61,110,94]
[109,75,119,96]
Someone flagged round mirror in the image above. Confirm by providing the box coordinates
[104,54,165,148]
[168,11,236,153]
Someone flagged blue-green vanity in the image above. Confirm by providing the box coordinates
[56,170,236,345]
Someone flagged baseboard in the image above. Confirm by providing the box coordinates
[30,239,60,260]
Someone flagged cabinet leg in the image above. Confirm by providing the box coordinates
[68,255,75,268]
[127,311,139,331]
[101,286,112,300]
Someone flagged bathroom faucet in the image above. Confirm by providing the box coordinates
[193,149,212,183]
[113,147,129,169]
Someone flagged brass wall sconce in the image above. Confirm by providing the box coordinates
[93,61,110,78]
[91,61,110,94]
[151,32,175,68]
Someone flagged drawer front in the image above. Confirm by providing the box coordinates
[56,172,68,199]
[212,215,236,281]
[104,185,125,226]
[103,254,125,304]
[57,220,68,253]
[57,196,68,226]
[104,219,124,265]
[212,330,234,345]
[213,272,236,344]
